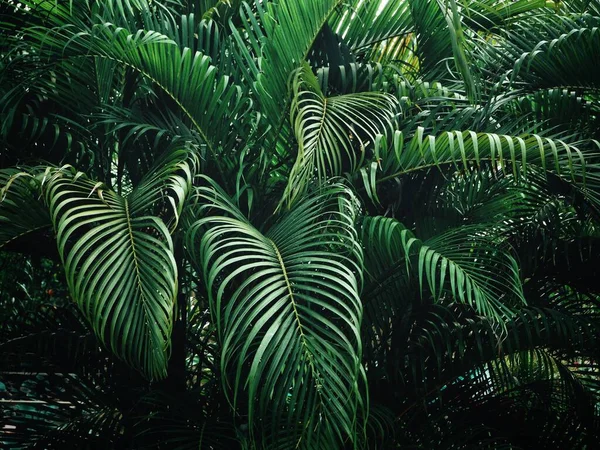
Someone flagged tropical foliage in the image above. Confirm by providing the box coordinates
[1,0,600,448]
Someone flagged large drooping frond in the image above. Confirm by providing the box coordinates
[284,63,397,205]
[1,0,248,184]
[2,0,600,448]
[41,167,177,380]
[61,25,245,154]
[185,178,364,449]
[30,149,193,380]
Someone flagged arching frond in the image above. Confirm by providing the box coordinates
[2,8,248,162]
[284,63,397,206]
[359,128,600,209]
[462,0,549,31]
[477,13,600,92]
[185,178,364,449]
[41,166,181,380]
[360,215,524,320]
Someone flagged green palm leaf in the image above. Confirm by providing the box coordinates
[408,0,465,82]
[185,178,364,448]
[255,0,344,150]
[41,164,183,380]
[331,0,413,53]
[128,148,196,230]
[285,63,397,206]
[360,215,524,319]
[87,24,247,156]
[7,12,246,160]
[360,128,600,208]
[462,0,549,31]
[477,14,600,91]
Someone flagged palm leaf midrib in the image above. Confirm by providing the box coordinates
[267,236,326,395]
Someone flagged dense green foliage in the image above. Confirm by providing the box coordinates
[1,0,600,448]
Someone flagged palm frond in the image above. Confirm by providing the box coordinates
[477,13,600,92]
[1,372,124,449]
[284,63,397,206]
[255,0,344,152]
[41,166,179,380]
[462,0,549,31]
[359,128,600,210]
[2,5,248,169]
[331,0,413,54]
[185,178,364,448]
[360,215,524,320]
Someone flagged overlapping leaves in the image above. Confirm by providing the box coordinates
[185,179,364,448]
[285,63,397,206]
[360,215,524,320]
[41,166,179,380]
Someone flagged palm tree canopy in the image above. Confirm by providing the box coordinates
[1,0,600,448]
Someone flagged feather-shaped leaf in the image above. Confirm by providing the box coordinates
[361,128,600,208]
[331,0,413,52]
[42,166,181,380]
[360,215,524,319]
[7,14,247,158]
[285,63,397,205]
[186,178,363,448]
